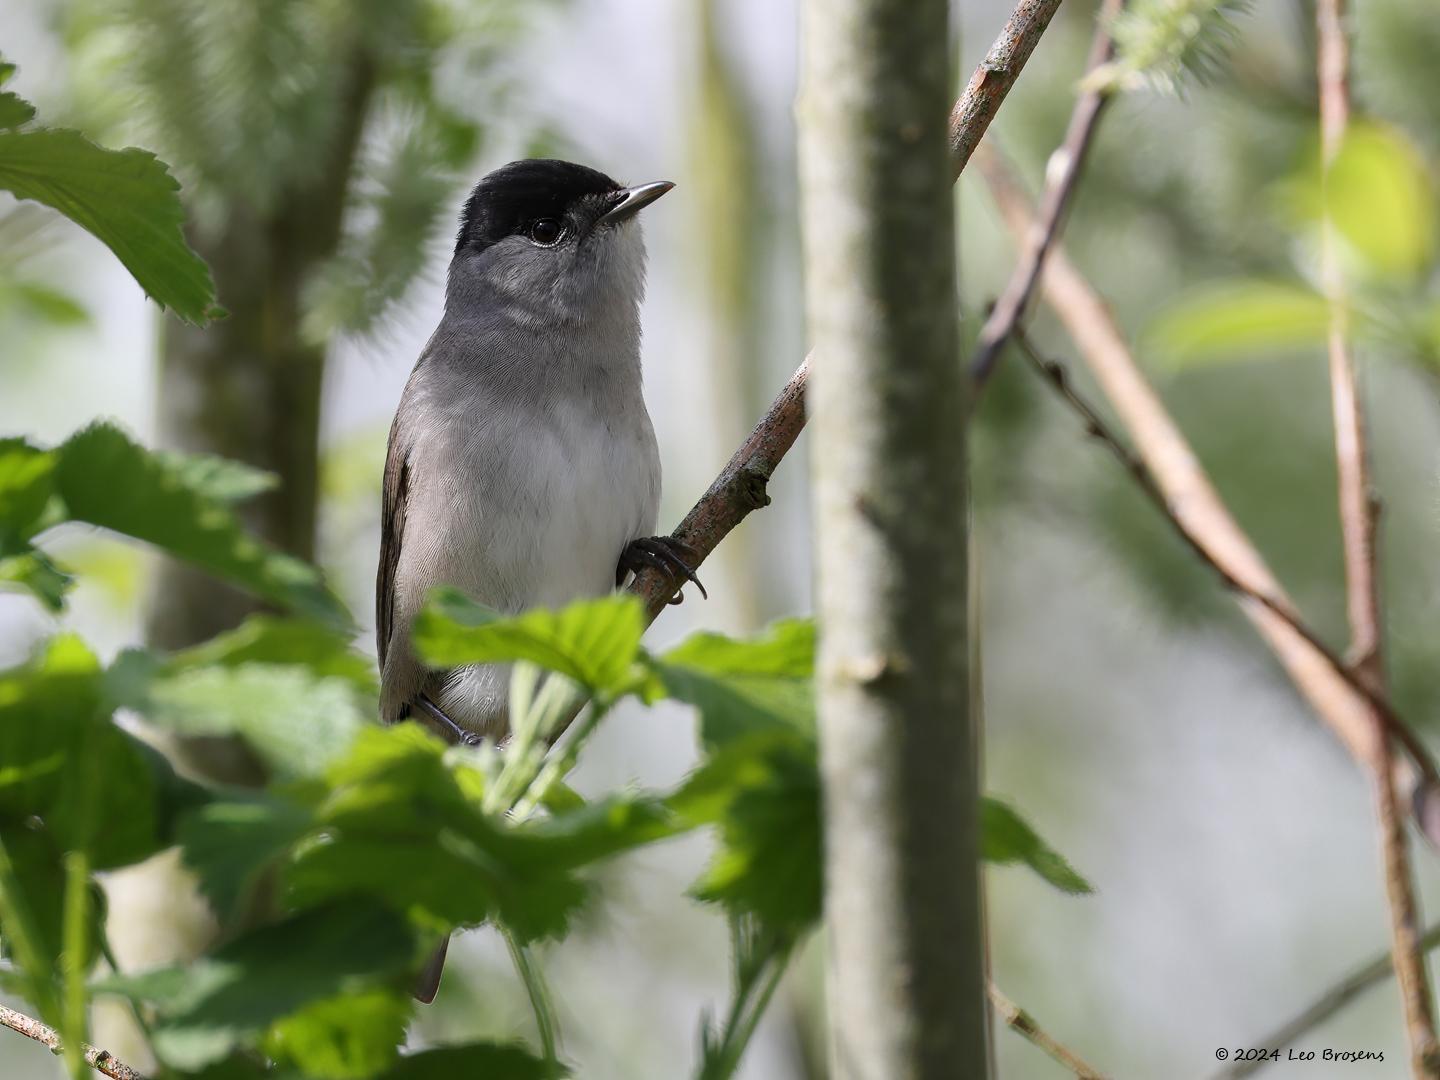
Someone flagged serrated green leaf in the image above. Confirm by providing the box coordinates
[152,450,279,503]
[95,902,417,1071]
[284,727,670,945]
[0,636,170,869]
[1146,281,1332,366]
[265,987,413,1080]
[286,728,587,943]
[171,615,378,697]
[384,1043,565,1080]
[178,793,314,924]
[121,662,368,779]
[414,590,644,694]
[53,422,350,629]
[0,126,217,322]
[650,620,816,748]
[981,798,1092,895]
[0,547,72,610]
[671,731,822,934]
[0,438,57,552]
[0,93,35,130]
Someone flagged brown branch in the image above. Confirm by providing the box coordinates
[974,144,1440,843]
[1012,328,1440,791]
[0,1003,144,1080]
[949,0,1066,177]
[626,0,1066,620]
[989,984,1109,1079]
[970,0,1123,389]
[1315,0,1439,1071]
[1210,922,1440,1080]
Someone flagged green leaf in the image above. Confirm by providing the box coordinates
[285,727,584,942]
[671,731,822,934]
[0,547,72,610]
[384,1044,565,1080]
[0,636,174,870]
[0,438,57,552]
[3,280,90,325]
[0,61,35,131]
[1281,122,1437,280]
[1146,281,1331,366]
[53,422,351,629]
[153,450,279,503]
[171,615,378,697]
[981,798,1093,895]
[0,126,217,323]
[95,902,417,1070]
[0,824,103,981]
[116,661,369,779]
[650,619,816,747]
[1328,124,1437,278]
[284,727,673,944]
[178,793,314,924]
[265,987,413,1080]
[414,590,645,694]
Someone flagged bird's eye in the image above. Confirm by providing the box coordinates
[528,218,563,245]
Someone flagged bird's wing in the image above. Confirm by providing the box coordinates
[376,412,409,670]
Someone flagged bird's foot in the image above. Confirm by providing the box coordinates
[617,535,708,603]
[417,694,484,747]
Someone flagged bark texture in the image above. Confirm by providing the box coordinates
[799,0,984,1075]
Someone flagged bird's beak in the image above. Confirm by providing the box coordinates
[599,180,675,226]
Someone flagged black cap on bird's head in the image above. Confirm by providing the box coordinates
[455,159,674,256]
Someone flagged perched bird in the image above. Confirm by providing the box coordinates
[376,159,700,1001]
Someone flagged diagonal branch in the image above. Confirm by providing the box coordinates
[0,1003,144,1080]
[970,0,1123,389]
[990,983,1110,1079]
[626,0,1066,620]
[1011,328,1440,793]
[1315,0,1439,1071]
[975,143,1440,846]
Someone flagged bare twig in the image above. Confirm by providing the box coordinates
[0,1003,144,1080]
[1211,922,1440,1080]
[1315,0,1439,1071]
[949,0,1066,177]
[1011,329,1440,789]
[626,0,1067,620]
[970,0,1123,389]
[989,984,1109,1079]
[975,144,1440,845]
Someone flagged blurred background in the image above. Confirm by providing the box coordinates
[3,0,1440,1076]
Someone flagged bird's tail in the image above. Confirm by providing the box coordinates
[414,935,450,1004]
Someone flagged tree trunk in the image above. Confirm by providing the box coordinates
[799,0,984,1077]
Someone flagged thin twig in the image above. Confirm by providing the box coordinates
[949,0,1067,177]
[989,983,1109,1079]
[974,143,1440,846]
[970,0,1122,389]
[1315,0,1440,1071]
[625,0,1066,620]
[1211,922,1440,1080]
[1011,329,1439,786]
[0,1003,144,1080]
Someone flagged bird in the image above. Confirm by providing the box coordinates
[375,159,701,1002]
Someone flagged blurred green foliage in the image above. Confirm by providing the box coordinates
[1,419,1086,1077]
[0,59,216,323]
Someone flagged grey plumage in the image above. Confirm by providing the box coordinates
[377,161,676,1005]
[378,161,668,741]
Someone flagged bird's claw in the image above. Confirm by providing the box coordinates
[617,535,708,602]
